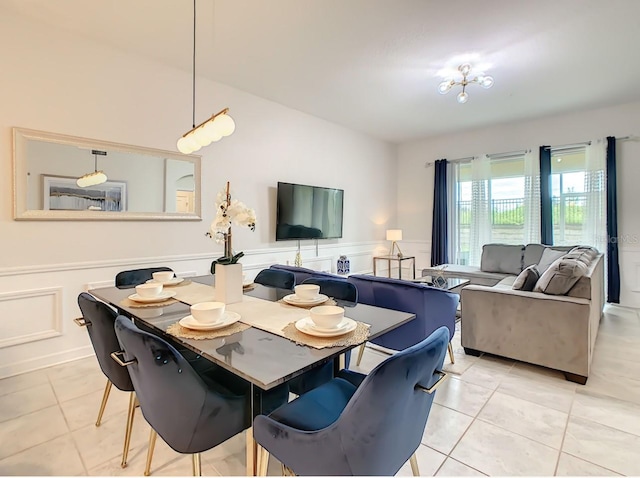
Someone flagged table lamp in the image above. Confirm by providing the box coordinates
[386,229,403,258]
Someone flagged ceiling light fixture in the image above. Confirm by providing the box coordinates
[176,0,235,155]
[77,150,108,187]
[438,63,494,104]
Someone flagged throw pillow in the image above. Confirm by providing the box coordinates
[534,258,589,295]
[537,248,567,274]
[512,265,540,291]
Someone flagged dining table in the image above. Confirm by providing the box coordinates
[88,274,416,475]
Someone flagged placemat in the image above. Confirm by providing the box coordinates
[119,297,179,308]
[166,321,250,340]
[281,320,370,349]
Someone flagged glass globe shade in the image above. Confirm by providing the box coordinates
[184,134,201,152]
[481,75,494,88]
[438,81,452,94]
[457,91,469,104]
[203,120,223,142]
[459,64,471,77]
[216,114,236,137]
[193,127,212,146]
[177,136,193,154]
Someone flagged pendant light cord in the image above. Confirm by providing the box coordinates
[192,0,196,128]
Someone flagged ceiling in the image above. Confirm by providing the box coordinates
[5,0,640,143]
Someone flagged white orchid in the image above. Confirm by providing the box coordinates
[207,182,256,254]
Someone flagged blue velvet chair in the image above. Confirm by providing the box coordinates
[301,277,358,304]
[269,264,347,285]
[287,277,357,396]
[76,293,136,468]
[253,327,450,476]
[113,316,252,476]
[115,267,174,289]
[254,268,295,290]
[348,274,459,366]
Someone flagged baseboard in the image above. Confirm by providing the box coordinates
[0,345,94,380]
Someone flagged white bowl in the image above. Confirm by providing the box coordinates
[309,305,344,329]
[152,271,174,283]
[135,282,163,298]
[191,301,225,325]
[295,284,320,300]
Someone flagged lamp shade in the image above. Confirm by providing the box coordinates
[386,229,403,241]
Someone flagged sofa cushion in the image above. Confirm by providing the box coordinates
[570,246,599,260]
[563,250,595,266]
[537,248,568,274]
[534,258,589,295]
[480,244,524,275]
[523,244,573,269]
[512,265,540,291]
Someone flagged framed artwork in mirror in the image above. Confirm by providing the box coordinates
[42,175,128,212]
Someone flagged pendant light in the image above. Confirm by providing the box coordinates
[177,0,235,155]
[77,150,108,187]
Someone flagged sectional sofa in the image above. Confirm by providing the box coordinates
[426,244,604,384]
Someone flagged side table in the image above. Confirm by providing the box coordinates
[373,255,416,280]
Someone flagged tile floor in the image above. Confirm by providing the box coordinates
[1,304,639,476]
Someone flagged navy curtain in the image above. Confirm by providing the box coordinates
[539,146,553,245]
[606,136,620,303]
[431,159,449,266]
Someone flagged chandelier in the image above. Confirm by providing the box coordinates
[77,150,107,188]
[438,64,494,104]
[176,0,235,155]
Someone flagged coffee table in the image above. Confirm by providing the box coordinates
[410,275,470,292]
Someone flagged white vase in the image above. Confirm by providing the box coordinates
[214,263,243,304]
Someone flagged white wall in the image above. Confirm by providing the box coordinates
[397,101,640,307]
[0,10,396,377]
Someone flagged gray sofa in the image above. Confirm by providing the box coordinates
[425,244,605,384]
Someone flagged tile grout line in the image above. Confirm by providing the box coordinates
[552,377,576,476]
[48,364,91,476]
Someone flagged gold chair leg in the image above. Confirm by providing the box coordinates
[246,426,258,476]
[121,392,137,468]
[448,342,455,364]
[144,429,158,476]
[256,445,270,476]
[356,343,366,366]
[192,453,201,476]
[95,379,113,426]
[409,453,420,476]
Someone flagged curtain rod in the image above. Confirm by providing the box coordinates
[425,136,634,168]
[444,149,527,164]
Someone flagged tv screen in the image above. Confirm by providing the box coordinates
[276,182,344,241]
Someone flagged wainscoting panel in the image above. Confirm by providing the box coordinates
[0,241,384,379]
[0,287,63,349]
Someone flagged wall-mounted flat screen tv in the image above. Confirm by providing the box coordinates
[276,181,344,241]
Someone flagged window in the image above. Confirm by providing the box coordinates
[450,154,538,265]
[551,147,605,248]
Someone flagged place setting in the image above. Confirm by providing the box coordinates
[167,301,250,340]
[121,282,178,308]
[283,304,370,349]
[281,284,333,308]
[145,270,187,287]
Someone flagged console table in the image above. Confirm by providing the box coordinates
[373,255,416,280]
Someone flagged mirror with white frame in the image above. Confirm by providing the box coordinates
[13,128,202,220]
